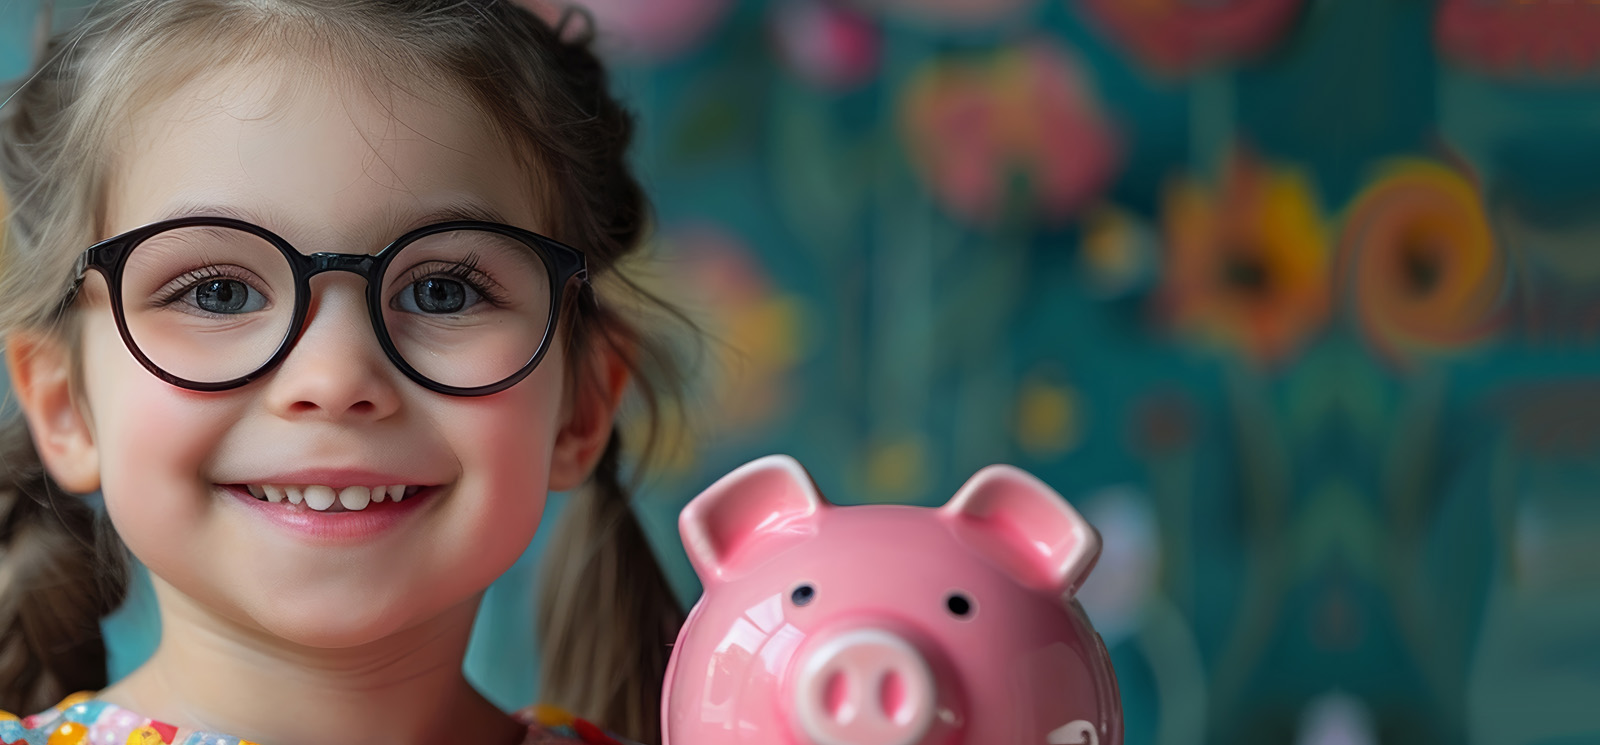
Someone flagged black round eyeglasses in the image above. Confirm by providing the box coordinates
[59,216,589,397]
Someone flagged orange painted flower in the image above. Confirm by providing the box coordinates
[1158,153,1331,364]
[1338,160,1504,362]
[901,40,1121,226]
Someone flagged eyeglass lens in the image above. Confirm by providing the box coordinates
[117,225,554,389]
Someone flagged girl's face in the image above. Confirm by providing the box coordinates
[33,60,608,647]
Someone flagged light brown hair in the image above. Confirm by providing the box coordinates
[0,2,686,741]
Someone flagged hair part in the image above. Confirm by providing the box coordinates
[0,2,690,741]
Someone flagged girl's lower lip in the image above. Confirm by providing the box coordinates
[220,484,440,542]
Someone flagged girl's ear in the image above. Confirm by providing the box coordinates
[547,334,630,492]
[5,331,100,493]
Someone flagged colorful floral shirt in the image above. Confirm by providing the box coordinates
[0,692,637,745]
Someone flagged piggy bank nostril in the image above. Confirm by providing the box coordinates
[824,671,853,721]
[881,670,910,724]
[792,628,938,745]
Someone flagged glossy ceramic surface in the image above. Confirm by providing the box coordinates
[663,455,1123,745]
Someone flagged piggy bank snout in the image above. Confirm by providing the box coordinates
[790,627,956,745]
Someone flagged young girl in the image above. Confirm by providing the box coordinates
[0,1,687,743]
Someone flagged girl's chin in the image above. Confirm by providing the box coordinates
[149,567,455,649]
[244,600,441,649]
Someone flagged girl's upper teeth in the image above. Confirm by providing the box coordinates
[339,486,370,511]
[303,485,335,511]
[246,484,414,511]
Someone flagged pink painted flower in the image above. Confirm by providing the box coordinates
[1077,0,1305,75]
[518,0,734,61]
[1436,0,1600,76]
[901,40,1122,225]
[770,0,881,90]
[629,224,810,473]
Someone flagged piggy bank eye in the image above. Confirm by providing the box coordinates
[945,592,974,618]
[790,584,816,607]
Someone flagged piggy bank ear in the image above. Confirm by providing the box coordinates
[940,466,1101,599]
[680,455,828,583]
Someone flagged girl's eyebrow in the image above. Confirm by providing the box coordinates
[154,201,277,225]
[152,197,516,238]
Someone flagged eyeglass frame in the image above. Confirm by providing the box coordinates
[59,215,591,397]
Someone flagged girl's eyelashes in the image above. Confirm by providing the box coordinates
[154,266,273,317]
[391,259,510,315]
[151,261,515,318]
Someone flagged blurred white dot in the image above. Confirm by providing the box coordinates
[1296,690,1378,745]
[1074,484,1158,646]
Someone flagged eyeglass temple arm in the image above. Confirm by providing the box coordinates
[54,248,100,317]
[571,249,589,284]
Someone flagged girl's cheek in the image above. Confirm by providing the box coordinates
[80,319,224,538]
[457,389,559,518]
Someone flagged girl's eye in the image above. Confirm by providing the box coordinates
[392,263,502,316]
[194,278,255,313]
[790,583,816,607]
[945,592,974,618]
[174,277,268,315]
[400,277,479,315]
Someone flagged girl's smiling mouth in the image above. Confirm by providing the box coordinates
[235,483,427,512]
[214,475,447,541]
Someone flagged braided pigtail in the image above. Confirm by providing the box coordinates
[0,415,127,714]
[536,430,684,745]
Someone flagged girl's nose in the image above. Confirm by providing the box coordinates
[261,276,401,422]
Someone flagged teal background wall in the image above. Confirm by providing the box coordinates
[4,1,1599,744]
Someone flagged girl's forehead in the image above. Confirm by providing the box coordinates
[104,58,542,246]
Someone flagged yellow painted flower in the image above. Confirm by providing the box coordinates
[859,434,931,503]
[1338,159,1503,362]
[1080,204,1158,298]
[1158,153,1332,365]
[1016,373,1084,457]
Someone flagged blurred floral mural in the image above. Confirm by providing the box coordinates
[3,1,1598,744]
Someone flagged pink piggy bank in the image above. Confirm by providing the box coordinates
[663,455,1122,745]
